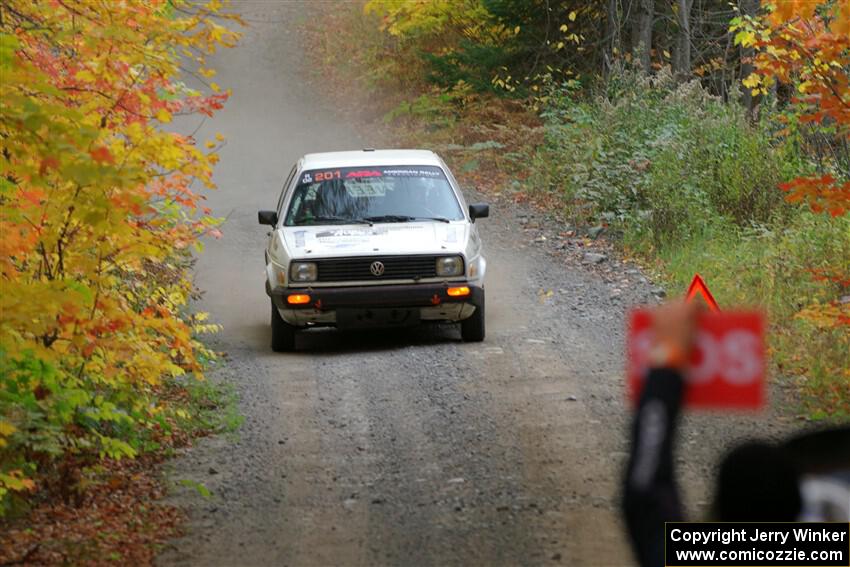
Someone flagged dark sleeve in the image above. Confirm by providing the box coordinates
[622,367,686,567]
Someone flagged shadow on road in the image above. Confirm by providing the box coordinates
[291,323,462,354]
[216,321,463,358]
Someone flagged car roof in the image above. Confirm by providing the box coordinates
[301,149,444,170]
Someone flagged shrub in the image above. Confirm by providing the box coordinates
[529,70,797,247]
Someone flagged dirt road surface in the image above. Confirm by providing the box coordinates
[159,3,794,565]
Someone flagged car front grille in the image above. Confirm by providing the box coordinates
[314,255,445,282]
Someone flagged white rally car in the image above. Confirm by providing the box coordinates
[258,149,489,351]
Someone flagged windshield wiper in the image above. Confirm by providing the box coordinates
[296,216,373,226]
[363,215,451,224]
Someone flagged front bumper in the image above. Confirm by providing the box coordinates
[268,282,483,327]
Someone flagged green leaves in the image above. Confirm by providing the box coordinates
[178,479,211,499]
[0,33,19,71]
[734,29,757,47]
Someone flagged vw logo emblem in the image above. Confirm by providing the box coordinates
[370,261,385,277]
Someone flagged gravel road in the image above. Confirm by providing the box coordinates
[158,3,795,565]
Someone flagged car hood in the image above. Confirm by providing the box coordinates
[282,222,469,258]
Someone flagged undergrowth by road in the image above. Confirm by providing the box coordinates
[0,376,241,566]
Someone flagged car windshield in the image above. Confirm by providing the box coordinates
[283,165,464,226]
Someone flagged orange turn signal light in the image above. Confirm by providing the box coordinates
[287,294,311,305]
[447,286,471,297]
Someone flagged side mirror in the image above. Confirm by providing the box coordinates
[468,203,490,222]
[258,210,278,226]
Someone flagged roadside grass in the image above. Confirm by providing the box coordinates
[656,215,850,419]
[307,2,849,418]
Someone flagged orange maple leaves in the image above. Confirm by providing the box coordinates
[780,176,850,217]
[769,0,850,35]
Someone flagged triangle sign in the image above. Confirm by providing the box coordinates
[686,273,720,312]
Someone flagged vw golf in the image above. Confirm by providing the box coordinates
[258,149,489,351]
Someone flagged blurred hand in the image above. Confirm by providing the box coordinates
[649,300,700,370]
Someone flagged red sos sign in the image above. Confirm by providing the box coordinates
[627,310,766,409]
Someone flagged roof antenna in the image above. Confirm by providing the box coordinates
[363,147,376,152]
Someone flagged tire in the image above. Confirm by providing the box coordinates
[460,293,485,342]
[271,301,296,352]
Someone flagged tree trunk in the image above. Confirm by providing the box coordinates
[604,0,621,76]
[630,0,641,62]
[633,0,654,72]
[673,0,693,80]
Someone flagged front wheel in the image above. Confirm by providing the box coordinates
[460,294,485,342]
[271,302,296,352]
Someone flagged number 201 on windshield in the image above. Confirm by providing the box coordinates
[313,171,341,181]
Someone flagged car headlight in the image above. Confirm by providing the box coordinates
[435,256,464,277]
[289,262,317,282]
